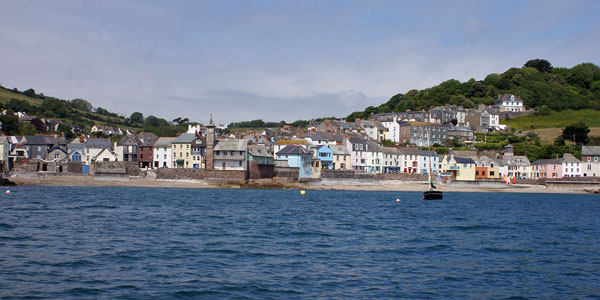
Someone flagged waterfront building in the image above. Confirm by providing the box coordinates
[329,145,350,170]
[440,155,476,181]
[365,141,383,173]
[561,153,582,177]
[345,137,369,172]
[153,137,176,168]
[213,139,248,171]
[530,159,563,179]
[382,146,401,173]
[137,132,158,169]
[171,133,204,169]
[399,122,448,147]
[315,145,334,169]
[115,135,140,163]
[275,145,312,178]
[82,138,112,165]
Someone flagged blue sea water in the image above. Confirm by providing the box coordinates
[0,186,599,299]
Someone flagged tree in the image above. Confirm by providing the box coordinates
[524,59,552,73]
[144,115,169,128]
[130,112,144,124]
[21,122,37,135]
[172,117,189,126]
[562,122,590,145]
[23,88,36,97]
[0,111,21,135]
[71,98,93,112]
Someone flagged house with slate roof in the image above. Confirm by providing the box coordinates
[171,133,205,169]
[330,145,350,170]
[82,138,112,165]
[136,132,158,169]
[494,94,524,112]
[582,146,600,177]
[561,153,582,177]
[115,134,141,163]
[213,139,248,171]
[153,137,176,168]
[46,146,69,162]
[530,159,562,179]
[315,145,334,169]
[382,147,401,173]
[345,136,368,172]
[275,145,312,178]
[440,155,476,181]
[22,135,67,160]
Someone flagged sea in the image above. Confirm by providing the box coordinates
[0,186,599,299]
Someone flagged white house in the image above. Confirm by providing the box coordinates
[153,137,176,168]
[382,147,401,173]
[494,94,524,112]
[213,139,248,171]
[561,153,582,177]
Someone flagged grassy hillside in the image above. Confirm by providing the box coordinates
[0,86,142,131]
[502,109,600,131]
[526,127,600,143]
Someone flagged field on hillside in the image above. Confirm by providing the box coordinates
[527,127,600,143]
[502,109,600,130]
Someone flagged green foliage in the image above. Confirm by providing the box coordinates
[381,140,396,147]
[562,122,590,145]
[144,115,169,128]
[524,59,552,73]
[21,122,37,135]
[347,60,600,120]
[474,142,505,151]
[6,98,34,113]
[70,98,93,112]
[0,111,21,135]
[130,112,144,124]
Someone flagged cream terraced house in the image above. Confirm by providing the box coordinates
[171,133,205,169]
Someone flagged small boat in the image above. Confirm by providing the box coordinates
[422,129,443,200]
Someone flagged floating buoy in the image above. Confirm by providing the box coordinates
[395,199,401,203]
[300,190,306,195]
[5,190,10,195]
[422,197,425,200]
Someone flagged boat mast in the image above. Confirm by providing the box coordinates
[427,128,435,189]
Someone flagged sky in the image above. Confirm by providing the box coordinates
[1,0,599,124]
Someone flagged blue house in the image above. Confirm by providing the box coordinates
[276,145,312,178]
[316,145,334,169]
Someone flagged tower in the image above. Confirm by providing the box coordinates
[205,114,216,170]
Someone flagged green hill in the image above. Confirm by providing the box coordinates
[0,86,143,131]
[346,59,600,121]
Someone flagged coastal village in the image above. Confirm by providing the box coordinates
[1,94,599,190]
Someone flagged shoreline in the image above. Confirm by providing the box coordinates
[6,174,595,194]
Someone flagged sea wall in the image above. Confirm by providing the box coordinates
[155,168,246,182]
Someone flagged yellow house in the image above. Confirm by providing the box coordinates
[171,133,205,169]
[441,155,476,181]
[330,145,351,170]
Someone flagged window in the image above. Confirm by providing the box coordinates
[239,161,242,166]
[164,154,166,159]
[490,171,495,176]
[55,153,59,159]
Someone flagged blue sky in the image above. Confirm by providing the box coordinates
[1,0,599,124]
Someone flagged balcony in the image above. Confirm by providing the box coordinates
[214,154,245,161]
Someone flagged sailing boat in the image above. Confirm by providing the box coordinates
[423,129,443,200]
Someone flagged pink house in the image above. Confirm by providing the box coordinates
[530,159,563,179]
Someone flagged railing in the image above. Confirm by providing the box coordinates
[214,155,245,160]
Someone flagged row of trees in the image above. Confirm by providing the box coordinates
[346,59,600,121]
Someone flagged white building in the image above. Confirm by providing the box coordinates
[382,120,406,143]
[561,153,582,177]
[494,94,524,112]
[382,147,401,173]
[153,137,176,168]
[213,139,248,171]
